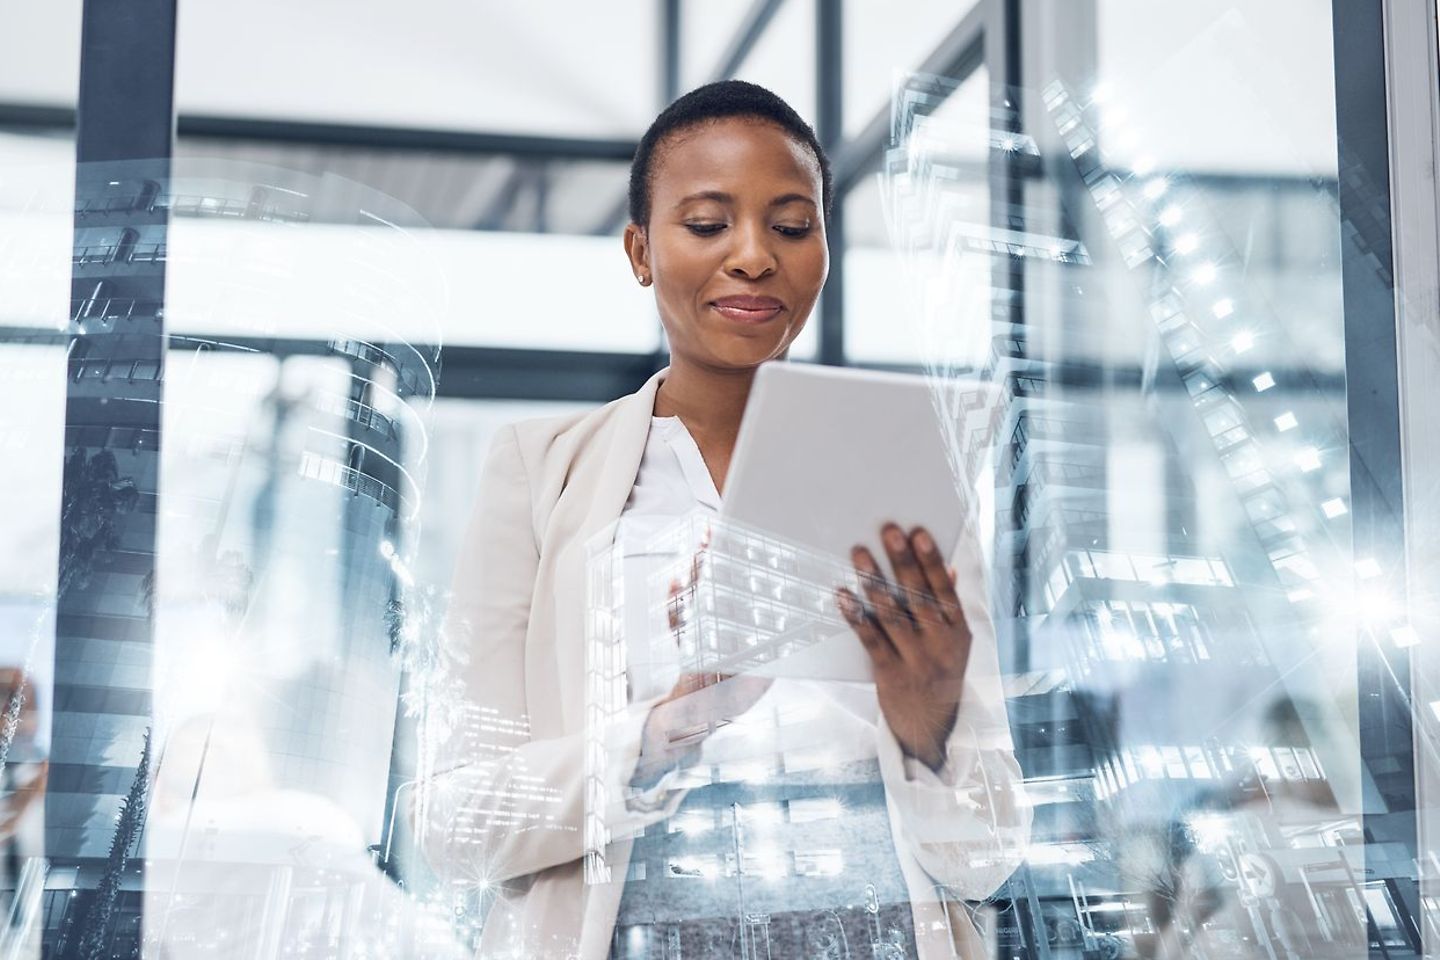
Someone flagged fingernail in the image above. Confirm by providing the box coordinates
[914,529,934,553]
[884,526,906,549]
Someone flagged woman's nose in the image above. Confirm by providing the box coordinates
[723,221,778,279]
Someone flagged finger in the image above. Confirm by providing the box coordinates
[909,527,964,627]
[881,523,932,618]
[836,588,898,667]
[852,547,922,661]
[851,546,894,621]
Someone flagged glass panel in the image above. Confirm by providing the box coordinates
[10,3,1420,958]
[846,64,989,364]
[871,1,1391,955]
[0,5,78,948]
[161,158,662,352]
[843,0,983,137]
[728,0,817,126]
[679,0,760,91]
[0,2,82,107]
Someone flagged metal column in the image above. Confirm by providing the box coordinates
[816,0,845,366]
[1332,0,1424,954]
[49,0,176,956]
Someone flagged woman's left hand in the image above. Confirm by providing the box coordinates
[834,523,972,773]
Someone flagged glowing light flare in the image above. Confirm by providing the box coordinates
[1327,584,1402,628]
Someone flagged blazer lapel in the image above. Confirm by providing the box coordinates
[550,366,667,730]
[578,366,667,547]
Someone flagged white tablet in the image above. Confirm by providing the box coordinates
[719,361,995,682]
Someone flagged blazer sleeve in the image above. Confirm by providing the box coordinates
[416,425,683,888]
[873,520,1033,901]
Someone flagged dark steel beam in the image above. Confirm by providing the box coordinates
[662,0,682,103]
[1331,0,1421,948]
[178,115,639,161]
[49,0,176,954]
[0,104,641,162]
[0,102,76,130]
[816,0,844,367]
[434,346,665,402]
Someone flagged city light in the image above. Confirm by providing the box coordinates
[1159,204,1183,227]
[1174,232,1199,254]
[1252,372,1275,391]
[1212,298,1235,319]
[1232,331,1255,353]
[1191,261,1218,285]
[1322,498,1348,518]
[1294,447,1321,472]
[1273,412,1298,432]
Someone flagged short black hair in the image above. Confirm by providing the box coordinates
[627,79,833,227]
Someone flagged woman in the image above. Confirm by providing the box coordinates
[425,81,1029,959]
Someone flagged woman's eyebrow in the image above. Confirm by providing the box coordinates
[674,190,817,208]
[770,193,818,208]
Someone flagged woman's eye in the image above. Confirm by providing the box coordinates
[685,222,726,236]
[775,224,812,238]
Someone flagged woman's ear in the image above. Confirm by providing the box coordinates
[623,223,651,286]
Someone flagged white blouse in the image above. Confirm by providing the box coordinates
[605,412,1031,946]
[614,414,974,786]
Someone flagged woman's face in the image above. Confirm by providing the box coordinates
[624,118,828,370]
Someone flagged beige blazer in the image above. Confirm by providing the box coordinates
[423,366,1030,959]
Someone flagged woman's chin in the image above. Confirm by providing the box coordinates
[700,328,795,363]
[708,341,788,369]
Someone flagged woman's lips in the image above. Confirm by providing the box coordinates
[710,295,785,323]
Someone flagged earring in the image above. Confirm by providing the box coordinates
[637,273,650,286]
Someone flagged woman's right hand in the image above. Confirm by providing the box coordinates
[632,542,771,786]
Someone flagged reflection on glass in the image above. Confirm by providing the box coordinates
[870,3,1387,950]
[2,2,1428,958]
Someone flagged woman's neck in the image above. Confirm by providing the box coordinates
[653,356,761,492]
